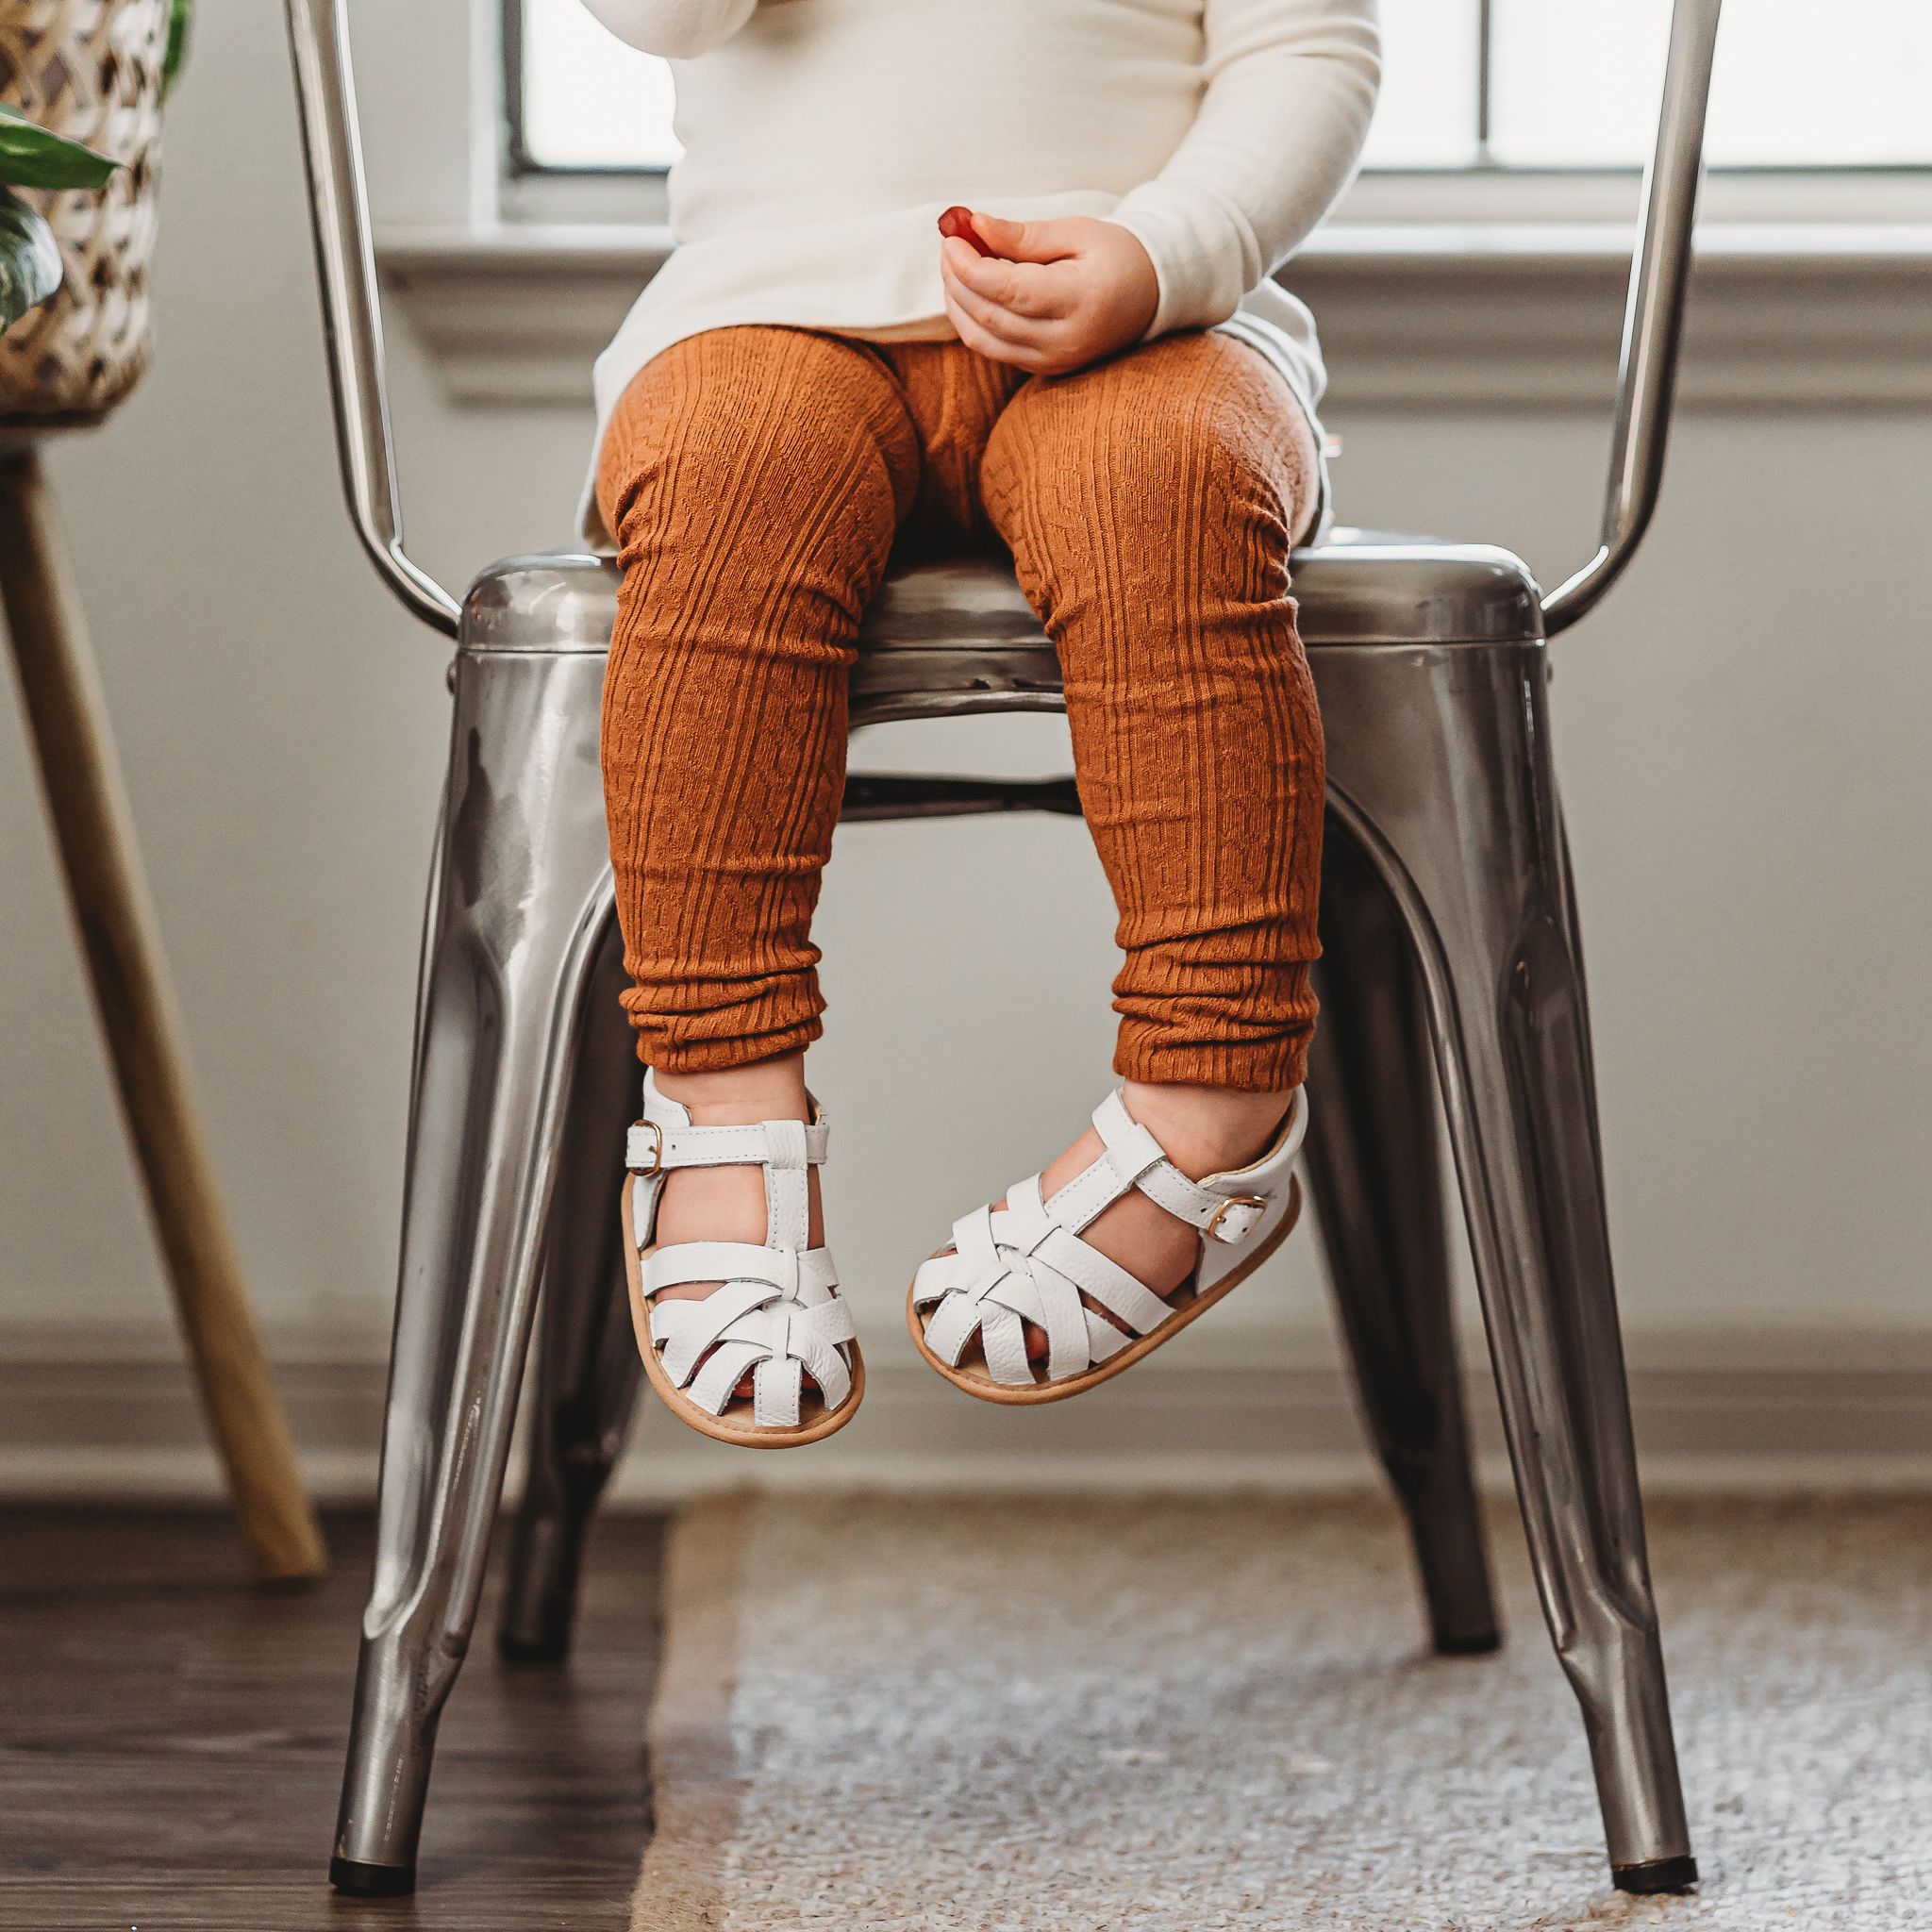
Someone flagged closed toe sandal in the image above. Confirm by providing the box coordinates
[623,1070,862,1446]
[908,1087,1308,1404]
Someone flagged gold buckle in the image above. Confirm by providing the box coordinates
[1205,1193,1266,1243]
[630,1120,664,1178]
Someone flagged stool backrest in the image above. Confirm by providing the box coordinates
[286,0,460,637]
[1543,0,1723,635]
[284,0,1722,644]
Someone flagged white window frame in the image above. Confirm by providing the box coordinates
[360,0,1932,412]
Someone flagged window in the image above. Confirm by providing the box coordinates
[511,0,1932,176]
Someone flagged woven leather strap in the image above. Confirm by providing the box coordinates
[628,1087,853,1428]
[911,1090,1296,1389]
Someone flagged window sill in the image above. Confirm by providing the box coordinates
[376,220,1932,412]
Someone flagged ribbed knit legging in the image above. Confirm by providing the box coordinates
[596,324,1324,1092]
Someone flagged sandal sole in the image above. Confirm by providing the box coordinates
[622,1176,864,1448]
[906,1175,1302,1405]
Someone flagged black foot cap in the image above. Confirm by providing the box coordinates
[1613,1855,1700,1895]
[1432,1627,1503,1657]
[330,1857,416,1897]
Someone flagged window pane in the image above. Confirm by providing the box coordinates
[1358,0,1481,169]
[1489,0,1671,168]
[520,0,679,169]
[519,0,1932,175]
[525,0,1481,175]
[1705,0,1932,166]
[1492,0,1932,168]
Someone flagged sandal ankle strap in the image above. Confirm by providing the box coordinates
[1041,1090,1295,1243]
[625,1115,830,1176]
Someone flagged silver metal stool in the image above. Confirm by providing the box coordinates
[289,0,1721,1900]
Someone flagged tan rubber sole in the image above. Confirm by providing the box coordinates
[907,1175,1302,1406]
[622,1176,863,1449]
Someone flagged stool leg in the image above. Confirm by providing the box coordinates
[0,448,325,1584]
[1306,812,1500,1657]
[1315,640,1696,1894]
[330,650,615,1897]
[499,917,643,1665]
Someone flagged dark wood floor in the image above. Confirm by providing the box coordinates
[1,1509,667,1930]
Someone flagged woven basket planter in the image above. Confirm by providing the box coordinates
[0,0,166,428]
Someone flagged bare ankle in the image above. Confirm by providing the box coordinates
[1120,1078,1295,1179]
[649,1054,824,1305]
[656,1052,810,1125]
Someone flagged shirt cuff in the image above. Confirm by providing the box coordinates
[1104,181,1259,341]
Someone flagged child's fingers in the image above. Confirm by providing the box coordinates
[942,288,1054,373]
[941,261,1061,354]
[937,249,1045,342]
[939,246,1074,345]
[966,211,1084,265]
[939,282,1058,371]
[941,238,1076,321]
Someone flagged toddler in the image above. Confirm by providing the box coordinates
[581,0,1380,1442]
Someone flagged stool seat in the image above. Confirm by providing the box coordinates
[457,531,1545,678]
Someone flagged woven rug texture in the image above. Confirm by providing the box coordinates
[629,1492,1931,1931]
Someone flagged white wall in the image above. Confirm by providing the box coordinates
[3,3,1928,1487]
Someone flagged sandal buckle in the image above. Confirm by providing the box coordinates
[628,1120,664,1177]
[1205,1193,1267,1244]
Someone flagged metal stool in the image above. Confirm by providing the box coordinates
[289,0,1720,1899]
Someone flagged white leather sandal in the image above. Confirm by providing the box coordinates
[908,1088,1307,1403]
[622,1071,862,1446]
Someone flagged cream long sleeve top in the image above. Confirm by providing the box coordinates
[576,0,1380,543]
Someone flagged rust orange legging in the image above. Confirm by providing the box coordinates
[595,324,1324,1093]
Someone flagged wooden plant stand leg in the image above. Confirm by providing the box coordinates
[0,444,325,1583]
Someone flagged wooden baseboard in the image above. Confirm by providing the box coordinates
[4,1321,1927,1504]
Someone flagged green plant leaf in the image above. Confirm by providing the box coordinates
[0,104,120,192]
[0,183,63,334]
[166,0,193,92]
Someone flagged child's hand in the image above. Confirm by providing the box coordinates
[938,208,1158,377]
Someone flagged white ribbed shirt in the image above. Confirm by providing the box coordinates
[576,0,1380,542]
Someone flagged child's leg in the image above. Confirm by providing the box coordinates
[598,325,921,1292]
[978,331,1324,1323]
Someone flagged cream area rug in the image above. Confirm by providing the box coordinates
[629,1493,1931,1931]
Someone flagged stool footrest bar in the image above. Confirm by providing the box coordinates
[841,773,1083,821]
